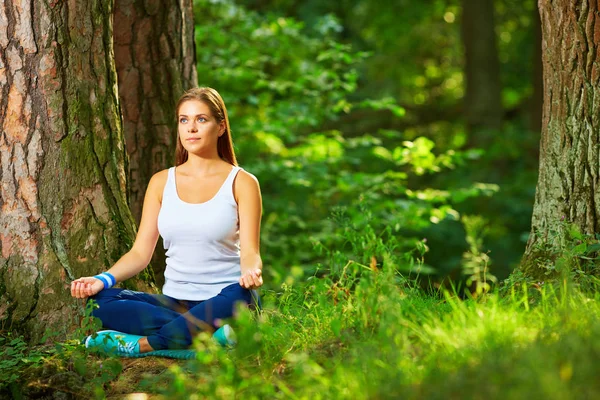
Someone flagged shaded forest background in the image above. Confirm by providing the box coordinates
[181,0,541,290]
[0,0,547,336]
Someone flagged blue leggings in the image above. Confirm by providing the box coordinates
[89,283,258,350]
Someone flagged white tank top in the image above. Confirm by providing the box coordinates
[157,165,243,301]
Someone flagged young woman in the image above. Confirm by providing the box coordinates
[70,87,263,358]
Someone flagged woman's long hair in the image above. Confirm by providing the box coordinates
[174,87,238,166]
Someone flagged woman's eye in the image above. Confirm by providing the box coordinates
[179,118,187,123]
[198,117,206,122]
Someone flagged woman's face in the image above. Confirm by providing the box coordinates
[177,100,224,156]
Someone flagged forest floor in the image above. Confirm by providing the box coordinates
[3,268,600,399]
[105,358,177,399]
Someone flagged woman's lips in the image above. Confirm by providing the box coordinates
[186,138,200,142]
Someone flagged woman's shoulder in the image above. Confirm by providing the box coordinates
[147,168,171,200]
[235,168,259,185]
[150,168,170,185]
[233,168,261,204]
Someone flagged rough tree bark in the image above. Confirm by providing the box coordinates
[0,0,152,339]
[114,0,197,222]
[519,0,600,277]
[461,0,503,146]
[114,0,197,286]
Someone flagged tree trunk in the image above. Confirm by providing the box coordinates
[114,0,197,286]
[461,0,503,146]
[519,0,600,278]
[0,0,152,340]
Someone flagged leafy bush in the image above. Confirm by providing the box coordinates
[193,0,496,287]
[0,301,121,399]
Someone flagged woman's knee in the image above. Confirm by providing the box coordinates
[220,283,254,304]
[221,284,262,314]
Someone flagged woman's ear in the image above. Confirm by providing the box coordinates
[219,121,226,137]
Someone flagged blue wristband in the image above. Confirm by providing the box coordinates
[102,272,116,287]
[94,272,116,289]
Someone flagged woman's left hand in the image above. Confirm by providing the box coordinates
[240,268,263,290]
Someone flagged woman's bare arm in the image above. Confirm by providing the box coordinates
[234,170,263,289]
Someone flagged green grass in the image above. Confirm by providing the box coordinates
[4,264,600,399]
[137,267,600,400]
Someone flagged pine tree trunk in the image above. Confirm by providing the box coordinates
[0,0,152,339]
[461,0,503,146]
[519,0,600,278]
[114,0,197,286]
[114,0,197,222]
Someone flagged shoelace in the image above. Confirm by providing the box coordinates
[117,340,137,354]
[113,335,137,354]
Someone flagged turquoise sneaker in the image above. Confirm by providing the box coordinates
[84,326,235,358]
[213,324,236,347]
[84,330,146,358]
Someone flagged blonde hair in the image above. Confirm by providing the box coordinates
[174,87,238,166]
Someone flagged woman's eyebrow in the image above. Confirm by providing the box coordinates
[179,113,209,117]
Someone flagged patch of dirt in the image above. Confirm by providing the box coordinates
[106,357,183,399]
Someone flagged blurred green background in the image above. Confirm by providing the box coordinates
[192,0,541,289]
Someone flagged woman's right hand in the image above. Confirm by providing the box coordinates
[70,277,105,299]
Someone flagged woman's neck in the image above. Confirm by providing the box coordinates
[180,155,227,176]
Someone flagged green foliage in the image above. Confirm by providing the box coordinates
[133,216,600,399]
[6,208,600,399]
[256,133,495,286]
[514,221,600,292]
[0,333,45,395]
[461,215,497,296]
[241,0,466,104]
[495,0,539,108]
[0,300,122,399]
[230,0,542,283]
[192,0,501,287]
[191,0,543,286]
[10,279,600,399]
[194,0,365,139]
